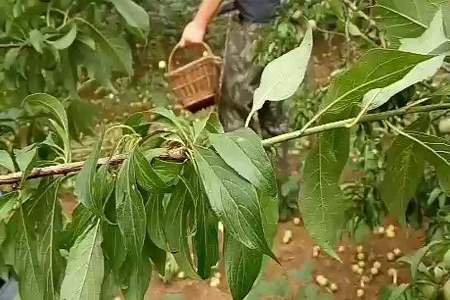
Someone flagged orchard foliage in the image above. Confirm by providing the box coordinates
[0,0,149,148]
[0,103,280,300]
[252,4,450,257]
[0,0,449,300]
[0,0,150,101]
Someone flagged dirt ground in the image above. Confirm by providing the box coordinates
[147,221,425,300]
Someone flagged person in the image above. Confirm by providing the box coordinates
[180,0,289,138]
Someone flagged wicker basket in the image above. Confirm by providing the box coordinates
[165,42,222,112]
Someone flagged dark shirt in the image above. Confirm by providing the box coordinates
[235,0,280,23]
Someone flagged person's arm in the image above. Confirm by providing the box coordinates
[179,0,223,47]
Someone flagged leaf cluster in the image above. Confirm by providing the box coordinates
[0,104,280,300]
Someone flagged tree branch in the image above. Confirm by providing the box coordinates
[1,103,449,186]
[262,103,450,146]
[0,148,187,186]
[0,43,24,49]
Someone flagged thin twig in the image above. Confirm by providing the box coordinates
[0,103,449,186]
[342,0,377,28]
[345,90,380,128]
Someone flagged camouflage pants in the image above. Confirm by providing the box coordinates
[219,19,289,138]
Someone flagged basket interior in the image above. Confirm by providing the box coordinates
[170,44,208,71]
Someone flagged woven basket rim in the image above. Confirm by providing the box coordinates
[164,55,222,78]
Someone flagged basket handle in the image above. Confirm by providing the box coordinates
[168,42,214,72]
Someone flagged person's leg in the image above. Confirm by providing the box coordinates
[219,20,263,132]
[258,101,289,139]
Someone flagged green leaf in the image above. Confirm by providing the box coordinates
[176,167,219,278]
[151,107,190,140]
[60,220,104,300]
[75,134,103,212]
[204,112,224,134]
[29,29,45,53]
[247,24,313,124]
[192,111,224,144]
[193,147,276,260]
[38,180,65,300]
[121,257,152,300]
[209,128,279,243]
[224,232,263,300]
[4,48,20,70]
[399,10,450,55]
[71,40,114,90]
[48,23,77,50]
[347,22,362,36]
[115,151,146,259]
[13,144,38,178]
[0,192,18,221]
[3,182,62,298]
[49,119,71,162]
[152,158,184,186]
[99,34,133,75]
[362,55,444,110]
[41,133,65,157]
[76,33,96,50]
[77,19,133,76]
[374,0,449,45]
[401,131,450,194]
[300,52,441,246]
[387,284,409,300]
[67,100,98,139]
[330,0,344,20]
[380,117,429,223]
[321,49,432,121]
[444,280,450,300]
[0,150,15,172]
[194,193,219,279]
[13,203,44,300]
[63,204,94,249]
[146,194,167,250]
[164,183,198,278]
[134,149,165,191]
[144,237,166,276]
[0,222,6,247]
[110,0,149,34]
[61,50,79,98]
[209,129,277,195]
[299,129,349,259]
[125,112,150,137]
[92,165,114,212]
[1,221,15,269]
[102,223,127,275]
[100,271,120,300]
[23,93,71,162]
[398,240,442,280]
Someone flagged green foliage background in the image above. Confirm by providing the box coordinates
[0,0,449,299]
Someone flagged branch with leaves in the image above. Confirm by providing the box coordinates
[1,2,450,299]
[1,103,449,185]
[0,0,150,107]
[0,104,281,300]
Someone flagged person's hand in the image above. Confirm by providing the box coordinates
[179,20,206,47]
